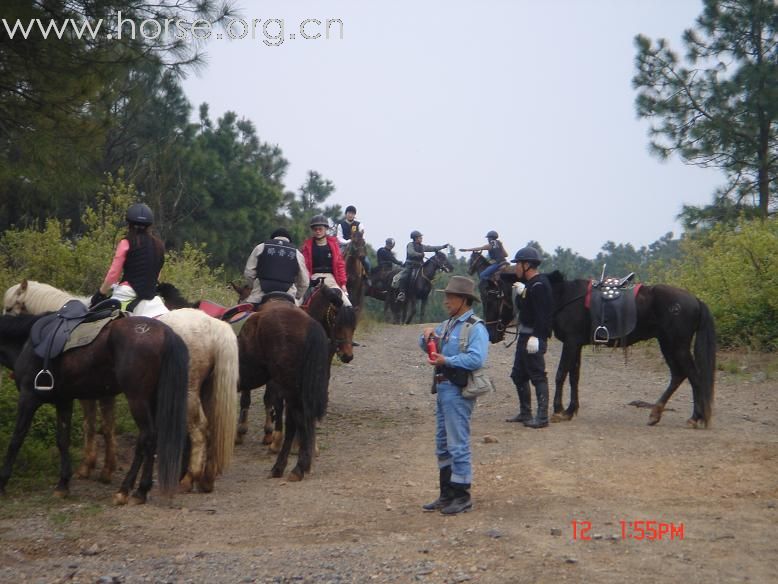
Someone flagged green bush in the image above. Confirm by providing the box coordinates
[650,217,778,350]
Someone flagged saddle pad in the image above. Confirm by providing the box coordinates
[63,311,122,352]
[199,299,227,319]
[589,287,638,343]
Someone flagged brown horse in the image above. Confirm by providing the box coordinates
[387,251,454,324]
[5,281,240,494]
[0,313,189,503]
[344,230,367,313]
[237,300,330,480]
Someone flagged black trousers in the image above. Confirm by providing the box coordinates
[510,334,548,386]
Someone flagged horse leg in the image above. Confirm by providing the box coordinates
[130,428,157,505]
[270,391,285,454]
[648,338,688,426]
[53,400,75,497]
[289,411,315,482]
[114,434,145,505]
[76,399,98,479]
[0,391,43,495]
[98,396,117,483]
[418,297,427,324]
[115,399,154,505]
[262,386,275,445]
[566,345,583,420]
[180,392,206,493]
[271,405,296,478]
[235,388,252,445]
[551,350,570,421]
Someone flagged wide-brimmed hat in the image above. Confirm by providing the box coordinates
[436,276,480,302]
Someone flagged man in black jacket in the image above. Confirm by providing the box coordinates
[506,246,553,428]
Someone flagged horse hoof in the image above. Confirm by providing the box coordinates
[198,477,215,493]
[288,469,303,482]
[234,434,244,446]
[261,433,273,445]
[178,475,194,493]
[113,492,129,506]
[686,418,700,429]
[129,494,146,505]
[98,470,112,484]
[53,488,69,499]
[75,465,91,480]
[270,468,284,479]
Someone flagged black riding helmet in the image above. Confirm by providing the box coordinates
[512,246,542,266]
[486,230,499,240]
[410,230,422,240]
[126,203,153,226]
[310,215,329,228]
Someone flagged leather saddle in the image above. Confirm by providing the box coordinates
[589,274,638,345]
[30,299,121,391]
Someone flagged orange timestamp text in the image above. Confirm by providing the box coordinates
[571,520,685,541]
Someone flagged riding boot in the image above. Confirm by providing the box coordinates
[505,381,532,422]
[440,482,472,515]
[397,290,406,302]
[523,380,549,428]
[422,466,453,511]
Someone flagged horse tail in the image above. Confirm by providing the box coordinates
[299,320,330,421]
[155,326,190,495]
[203,318,239,475]
[694,300,716,426]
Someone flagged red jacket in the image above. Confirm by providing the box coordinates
[300,236,347,287]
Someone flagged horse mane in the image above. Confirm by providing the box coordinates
[335,304,357,330]
[6,281,88,313]
[0,312,45,339]
[546,270,566,284]
[157,282,195,309]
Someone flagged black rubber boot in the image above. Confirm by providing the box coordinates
[422,466,453,511]
[523,380,549,428]
[505,381,532,422]
[440,482,472,515]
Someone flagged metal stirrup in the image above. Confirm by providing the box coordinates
[34,369,55,391]
[593,325,610,344]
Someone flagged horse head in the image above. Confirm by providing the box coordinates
[3,279,29,315]
[466,252,488,276]
[430,250,454,274]
[346,230,366,259]
[230,280,251,303]
[306,283,356,363]
[480,277,514,344]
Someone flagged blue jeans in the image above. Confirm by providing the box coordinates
[480,262,501,281]
[435,381,475,484]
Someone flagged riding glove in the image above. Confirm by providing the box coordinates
[526,336,539,354]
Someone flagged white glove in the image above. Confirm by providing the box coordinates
[512,281,526,304]
[526,336,539,354]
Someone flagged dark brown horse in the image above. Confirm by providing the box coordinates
[466,251,515,343]
[237,300,330,480]
[0,313,189,503]
[492,269,716,427]
[546,271,716,427]
[387,251,454,324]
[242,281,357,449]
[344,229,367,313]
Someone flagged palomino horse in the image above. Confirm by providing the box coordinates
[237,300,330,480]
[466,252,515,343]
[0,313,189,503]
[343,230,367,313]
[3,281,240,493]
[388,251,454,324]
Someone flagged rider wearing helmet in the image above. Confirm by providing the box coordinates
[392,231,449,302]
[93,202,168,317]
[376,237,403,271]
[334,204,372,285]
[300,214,351,306]
[459,230,509,284]
[243,227,310,306]
[506,245,552,428]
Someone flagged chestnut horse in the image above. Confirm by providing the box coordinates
[0,313,189,503]
[237,300,330,480]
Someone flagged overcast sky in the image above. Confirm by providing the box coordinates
[182,0,723,259]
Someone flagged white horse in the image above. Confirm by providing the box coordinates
[3,280,239,493]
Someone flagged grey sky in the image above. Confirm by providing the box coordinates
[183,0,723,259]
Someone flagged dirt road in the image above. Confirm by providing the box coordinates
[1,322,777,583]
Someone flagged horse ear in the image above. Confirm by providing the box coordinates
[20,279,28,291]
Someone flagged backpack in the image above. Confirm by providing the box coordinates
[456,315,496,399]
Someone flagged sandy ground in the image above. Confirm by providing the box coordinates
[1,322,777,583]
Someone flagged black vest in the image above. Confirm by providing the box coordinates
[122,238,164,300]
[516,274,553,339]
[312,241,333,273]
[339,219,360,241]
[488,240,508,263]
[377,247,396,269]
[258,239,299,293]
